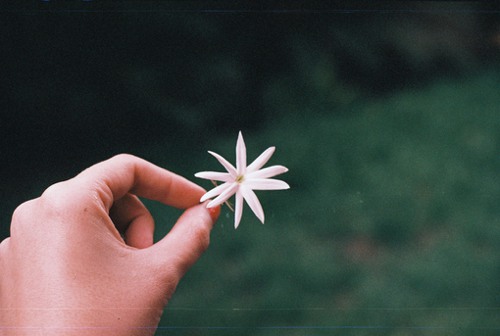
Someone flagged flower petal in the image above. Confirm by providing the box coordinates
[234,190,243,229]
[246,178,290,190]
[236,131,246,175]
[241,186,265,224]
[208,151,237,178]
[207,182,239,208]
[195,171,233,182]
[246,146,275,173]
[246,165,288,179]
[200,182,232,203]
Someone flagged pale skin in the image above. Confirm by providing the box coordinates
[0,154,220,335]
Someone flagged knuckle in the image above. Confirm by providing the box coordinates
[10,199,38,234]
[12,199,33,220]
[40,182,72,210]
[39,181,88,216]
[109,153,139,165]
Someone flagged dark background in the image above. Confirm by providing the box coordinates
[1,1,499,335]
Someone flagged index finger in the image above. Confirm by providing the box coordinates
[75,154,205,211]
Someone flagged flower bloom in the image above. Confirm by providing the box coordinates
[195,131,289,228]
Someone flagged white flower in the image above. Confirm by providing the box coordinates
[195,131,289,229]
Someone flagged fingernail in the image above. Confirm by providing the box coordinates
[207,205,221,223]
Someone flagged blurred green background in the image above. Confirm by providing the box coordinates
[1,2,499,335]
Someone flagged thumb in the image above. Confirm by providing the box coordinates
[150,202,220,282]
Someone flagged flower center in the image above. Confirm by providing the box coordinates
[236,174,245,183]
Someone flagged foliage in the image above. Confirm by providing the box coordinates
[152,71,500,335]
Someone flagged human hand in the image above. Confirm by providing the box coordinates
[0,154,220,335]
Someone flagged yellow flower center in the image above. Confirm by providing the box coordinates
[236,175,245,183]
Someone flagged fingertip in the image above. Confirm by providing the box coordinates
[126,225,154,249]
[206,202,221,223]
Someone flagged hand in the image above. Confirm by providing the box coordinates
[0,154,220,335]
